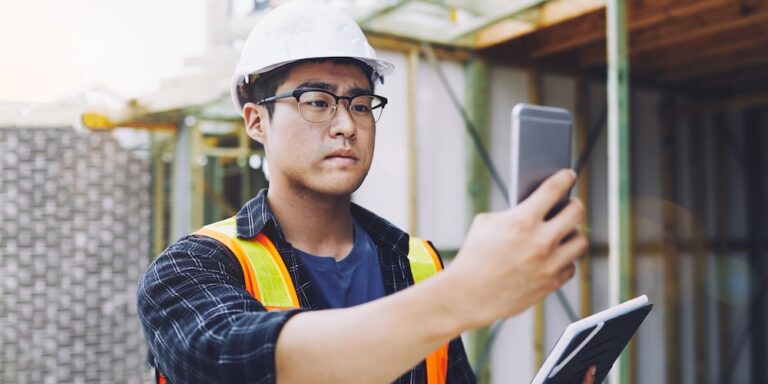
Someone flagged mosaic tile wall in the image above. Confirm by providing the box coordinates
[0,127,153,383]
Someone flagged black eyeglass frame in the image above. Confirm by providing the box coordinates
[256,88,388,123]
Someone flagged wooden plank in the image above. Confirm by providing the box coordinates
[474,0,606,48]
[628,26,768,73]
[686,66,768,92]
[530,0,737,59]
[575,76,592,318]
[673,92,768,115]
[577,0,768,66]
[407,48,418,234]
[659,50,768,83]
[366,33,472,61]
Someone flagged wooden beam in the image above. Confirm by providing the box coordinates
[366,33,472,62]
[627,26,768,73]
[578,0,768,67]
[685,66,768,93]
[575,76,592,318]
[673,92,768,115]
[407,48,418,234]
[473,0,606,48]
[531,0,768,63]
[658,49,768,83]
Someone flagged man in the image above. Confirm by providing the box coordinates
[137,1,593,383]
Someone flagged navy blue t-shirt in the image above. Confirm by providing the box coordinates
[294,220,385,309]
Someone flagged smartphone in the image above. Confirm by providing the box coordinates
[510,103,573,219]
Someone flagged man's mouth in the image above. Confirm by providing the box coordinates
[325,149,359,161]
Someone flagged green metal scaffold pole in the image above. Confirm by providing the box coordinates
[606,0,633,383]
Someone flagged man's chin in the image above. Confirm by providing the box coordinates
[311,174,367,196]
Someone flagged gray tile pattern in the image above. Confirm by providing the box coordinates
[1,128,153,383]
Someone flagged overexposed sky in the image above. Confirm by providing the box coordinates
[0,0,206,104]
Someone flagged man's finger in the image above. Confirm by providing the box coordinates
[544,197,585,242]
[581,366,597,384]
[517,169,576,220]
[549,231,589,269]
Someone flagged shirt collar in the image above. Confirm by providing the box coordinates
[235,189,279,239]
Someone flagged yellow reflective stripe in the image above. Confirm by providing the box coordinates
[407,237,442,284]
[240,233,299,309]
[195,217,299,310]
[407,237,447,384]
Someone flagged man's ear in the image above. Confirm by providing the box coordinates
[243,102,267,144]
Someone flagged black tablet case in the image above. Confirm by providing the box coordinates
[540,303,654,384]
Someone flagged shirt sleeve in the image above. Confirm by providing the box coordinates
[136,235,304,384]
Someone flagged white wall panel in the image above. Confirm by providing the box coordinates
[487,65,533,384]
[353,50,409,230]
[488,66,529,212]
[415,59,468,249]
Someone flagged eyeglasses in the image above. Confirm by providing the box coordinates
[257,88,388,125]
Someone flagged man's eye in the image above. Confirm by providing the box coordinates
[306,100,330,108]
[351,104,371,113]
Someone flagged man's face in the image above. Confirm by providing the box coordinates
[246,61,376,196]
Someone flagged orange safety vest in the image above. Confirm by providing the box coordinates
[158,217,448,384]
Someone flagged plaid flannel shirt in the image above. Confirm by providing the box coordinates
[137,189,476,383]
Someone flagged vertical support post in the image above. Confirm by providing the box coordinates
[606,0,633,382]
[575,76,592,318]
[528,70,546,370]
[152,133,167,257]
[712,112,731,378]
[172,119,192,240]
[407,48,419,234]
[190,119,205,230]
[465,56,491,383]
[688,115,708,384]
[744,109,766,384]
[659,98,680,384]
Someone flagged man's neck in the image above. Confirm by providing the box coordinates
[266,183,354,261]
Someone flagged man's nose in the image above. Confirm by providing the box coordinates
[328,103,357,139]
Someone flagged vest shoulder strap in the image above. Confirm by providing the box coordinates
[407,237,448,384]
[194,217,299,310]
[407,237,444,283]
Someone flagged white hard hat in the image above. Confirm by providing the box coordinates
[231,0,395,115]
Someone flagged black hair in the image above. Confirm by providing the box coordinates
[236,57,376,119]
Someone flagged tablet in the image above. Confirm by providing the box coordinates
[531,295,654,384]
[510,103,572,218]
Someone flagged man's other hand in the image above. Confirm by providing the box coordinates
[582,366,597,384]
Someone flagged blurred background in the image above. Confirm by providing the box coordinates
[1,0,766,383]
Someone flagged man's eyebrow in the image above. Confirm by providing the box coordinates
[348,87,373,97]
[296,82,336,92]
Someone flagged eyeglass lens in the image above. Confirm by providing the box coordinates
[297,91,384,124]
